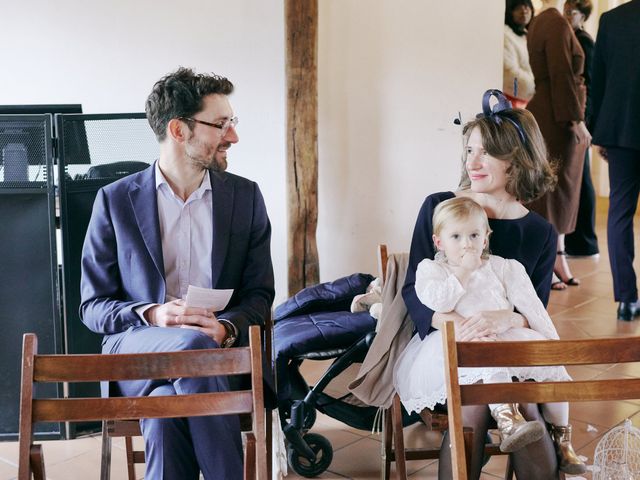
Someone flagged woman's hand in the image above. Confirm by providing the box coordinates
[432,311,465,330]
[455,309,525,341]
[570,121,591,146]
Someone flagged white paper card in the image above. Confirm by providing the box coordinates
[184,285,233,311]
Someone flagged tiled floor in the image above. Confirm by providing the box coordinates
[4,208,640,479]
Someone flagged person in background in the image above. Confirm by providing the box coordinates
[589,0,640,320]
[526,0,591,290]
[503,0,536,108]
[563,0,600,257]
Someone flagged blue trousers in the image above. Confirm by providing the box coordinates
[103,326,243,480]
[607,147,640,302]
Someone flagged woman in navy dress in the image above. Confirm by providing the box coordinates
[402,91,561,478]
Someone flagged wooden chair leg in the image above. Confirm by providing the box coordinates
[265,407,272,480]
[462,427,474,478]
[381,406,393,480]
[392,395,408,480]
[100,420,111,480]
[29,445,46,480]
[125,436,136,480]
[244,432,257,480]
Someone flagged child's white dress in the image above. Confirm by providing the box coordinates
[394,255,571,414]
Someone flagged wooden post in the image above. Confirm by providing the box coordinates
[285,0,319,296]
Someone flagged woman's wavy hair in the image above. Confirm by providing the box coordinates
[458,108,557,203]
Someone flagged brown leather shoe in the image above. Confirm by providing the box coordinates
[551,424,587,474]
[491,403,545,452]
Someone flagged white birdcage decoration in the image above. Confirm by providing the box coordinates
[593,419,640,480]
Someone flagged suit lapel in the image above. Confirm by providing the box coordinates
[129,166,165,281]
[210,170,233,287]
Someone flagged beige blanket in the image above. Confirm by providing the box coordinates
[348,253,414,408]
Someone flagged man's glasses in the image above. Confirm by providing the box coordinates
[179,116,239,136]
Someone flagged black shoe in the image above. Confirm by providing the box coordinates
[617,302,640,321]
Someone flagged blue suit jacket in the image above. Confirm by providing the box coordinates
[80,164,275,347]
[590,0,640,151]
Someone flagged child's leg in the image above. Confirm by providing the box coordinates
[540,402,569,426]
[542,402,586,474]
[485,369,511,413]
[484,370,545,453]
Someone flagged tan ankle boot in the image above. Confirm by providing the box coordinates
[551,424,586,474]
[491,403,545,452]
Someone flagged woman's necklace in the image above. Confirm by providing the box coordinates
[488,197,519,220]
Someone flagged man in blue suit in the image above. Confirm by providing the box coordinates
[590,0,640,321]
[80,67,275,479]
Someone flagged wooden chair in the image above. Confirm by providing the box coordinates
[18,325,267,480]
[443,321,640,479]
[377,244,452,479]
[100,315,274,480]
[377,245,508,479]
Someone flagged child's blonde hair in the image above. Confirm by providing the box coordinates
[432,197,492,259]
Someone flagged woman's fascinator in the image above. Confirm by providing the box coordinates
[478,89,527,145]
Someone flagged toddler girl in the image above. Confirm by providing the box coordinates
[394,196,585,475]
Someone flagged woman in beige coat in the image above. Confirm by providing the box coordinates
[503,0,536,108]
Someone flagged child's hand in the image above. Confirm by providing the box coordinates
[459,249,482,271]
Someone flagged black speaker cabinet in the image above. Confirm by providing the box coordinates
[0,115,63,441]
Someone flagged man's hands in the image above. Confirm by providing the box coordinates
[145,299,227,345]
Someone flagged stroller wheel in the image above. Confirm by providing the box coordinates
[287,432,333,478]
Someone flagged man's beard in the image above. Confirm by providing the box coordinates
[185,142,228,172]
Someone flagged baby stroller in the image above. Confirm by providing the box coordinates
[273,273,419,477]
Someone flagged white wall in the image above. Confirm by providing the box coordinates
[318,0,504,281]
[1,0,505,302]
[0,0,288,300]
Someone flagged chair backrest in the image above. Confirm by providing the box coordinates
[375,243,447,480]
[443,320,640,479]
[18,325,266,480]
[378,244,389,283]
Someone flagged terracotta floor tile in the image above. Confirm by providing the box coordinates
[0,441,18,465]
[0,459,17,478]
[308,435,435,479]
[548,288,598,307]
[570,400,640,428]
[407,459,439,478]
[602,361,640,378]
[555,321,594,340]
[479,452,510,477]
[568,418,604,452]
